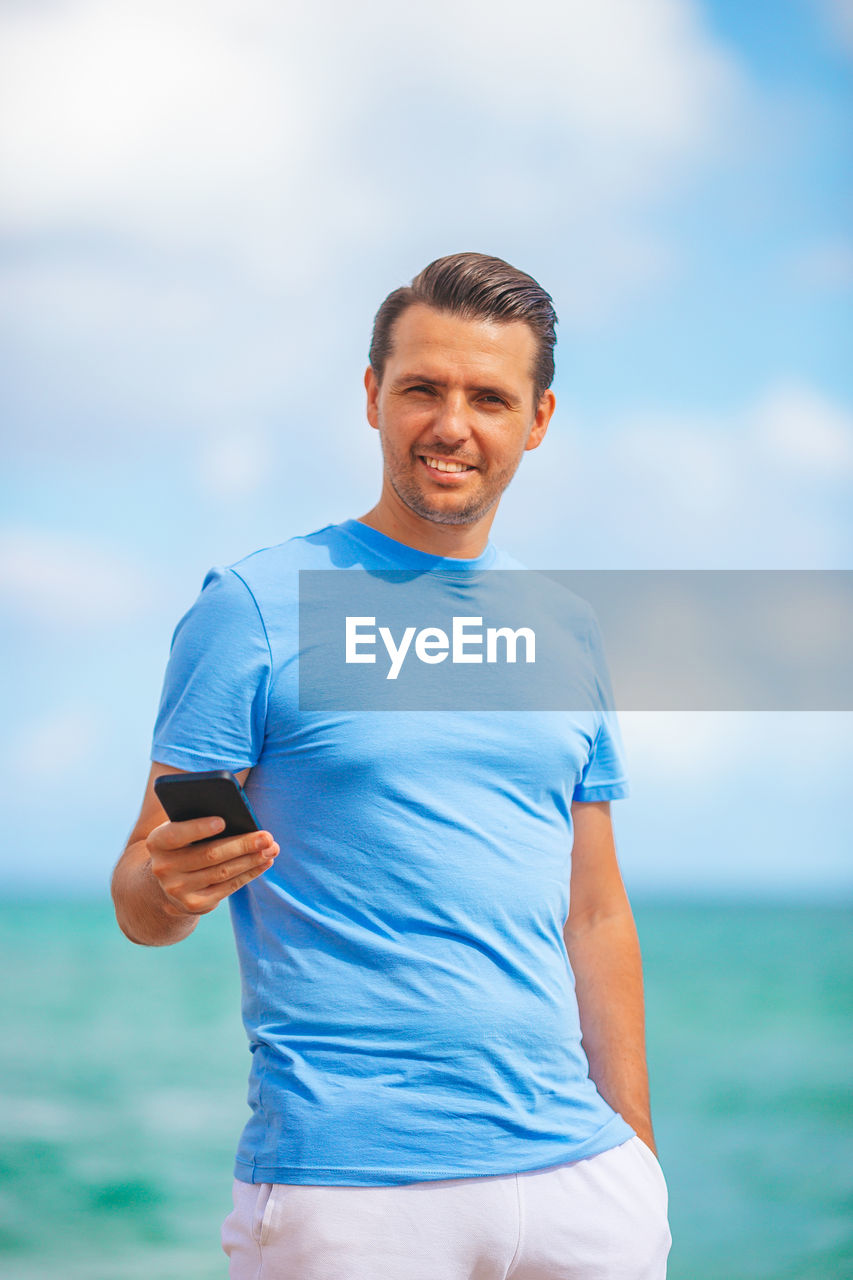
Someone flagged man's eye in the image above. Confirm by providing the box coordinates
[407,385,434,394]
[481,395,504,406]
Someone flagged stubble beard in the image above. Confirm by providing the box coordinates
[381,439,517,527]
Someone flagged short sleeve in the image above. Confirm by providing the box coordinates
[151,567,272,772]
[572,612,630,803]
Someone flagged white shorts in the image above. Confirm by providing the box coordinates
[222,1135,672,1279]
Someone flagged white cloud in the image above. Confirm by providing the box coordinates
[497,380,853,567]
[789,239,853,290]
[411,0,735,158]
[0,0,743,281]
[0,0,321,240]
[10,704,102,777]
[0,528,154,626]
[198,429,271,499]
[619,711,853,788]
[1,256,213,342]
[612,415,737,514]
[752,383,853,474]
[619,711,739,781]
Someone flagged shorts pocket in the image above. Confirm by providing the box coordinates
[632,1137,669,1206]
[251,1182,276,1246]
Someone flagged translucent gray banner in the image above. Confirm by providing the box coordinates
[298,570,853,711]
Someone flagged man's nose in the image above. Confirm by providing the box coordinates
[431,393,472,445]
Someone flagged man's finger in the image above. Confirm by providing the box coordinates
[167,830,276,875]
[193,841,279,884]
[165,848,279,915]
[148,815,227,850]
[163,843,279,893]
[199,830,275,866]
[151,831,277,878]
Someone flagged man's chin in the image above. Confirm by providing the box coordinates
[404,493,498,527]
[388,471,502,527]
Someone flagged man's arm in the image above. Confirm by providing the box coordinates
[563,798,657,1154]
[111,762,279,947]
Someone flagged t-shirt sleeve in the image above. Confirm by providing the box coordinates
[150,567,272,772]
[572,611,630,803]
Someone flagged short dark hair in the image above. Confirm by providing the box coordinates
[369,252,558,403]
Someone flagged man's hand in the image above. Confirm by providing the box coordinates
[146,815,279,919]
[112,762,279,946]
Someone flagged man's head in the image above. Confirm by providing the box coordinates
[369,252,558,408]
[362,252,558,554]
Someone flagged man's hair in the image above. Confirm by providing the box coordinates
[369,252,558,403]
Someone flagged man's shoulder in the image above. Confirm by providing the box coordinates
[183,523,359,627]
[227,520,363,583]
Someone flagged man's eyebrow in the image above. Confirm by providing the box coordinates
[392,373,522,403]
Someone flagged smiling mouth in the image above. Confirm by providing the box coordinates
[419,454,476,475]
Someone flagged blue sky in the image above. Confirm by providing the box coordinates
[1,0,850,896]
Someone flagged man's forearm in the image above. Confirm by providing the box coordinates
[564,904,656,1152]
[111,841,199,948]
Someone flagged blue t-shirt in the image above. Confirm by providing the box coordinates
[151,519,634,1185]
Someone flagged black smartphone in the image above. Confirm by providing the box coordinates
[153,770,260,838]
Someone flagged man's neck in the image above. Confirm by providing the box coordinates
[356,501,495,560]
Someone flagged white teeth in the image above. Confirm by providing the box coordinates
[424,456,470,473]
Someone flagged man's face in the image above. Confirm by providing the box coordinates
[365,304,554,528]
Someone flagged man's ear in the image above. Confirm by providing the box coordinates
[364,366,380,430]
[524,389,556,452]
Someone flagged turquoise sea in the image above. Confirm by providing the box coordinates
[1,899,851,1280]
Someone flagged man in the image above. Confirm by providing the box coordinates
[112,252,672,1278]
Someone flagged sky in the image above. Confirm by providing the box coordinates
[1,0,851,896]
